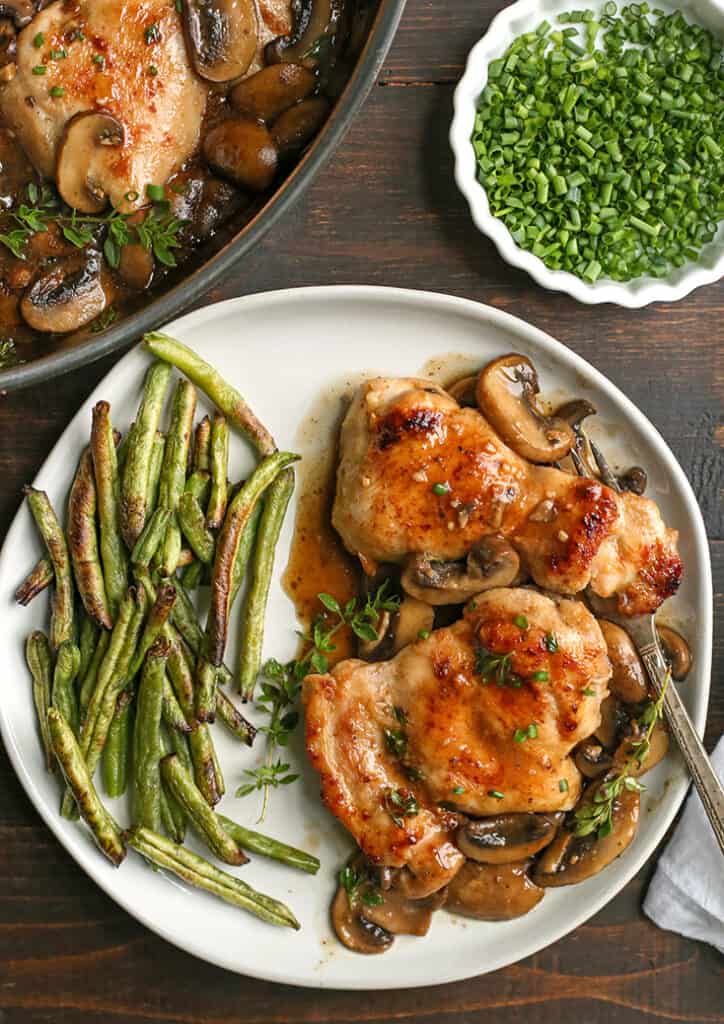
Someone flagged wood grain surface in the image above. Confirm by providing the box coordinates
[0,1,722,1020]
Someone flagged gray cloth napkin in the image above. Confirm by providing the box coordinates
[643,736,724,952]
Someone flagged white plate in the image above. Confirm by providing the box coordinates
[0,286,712,989]
[450,0,724,307]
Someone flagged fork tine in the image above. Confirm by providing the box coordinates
[570,447,587,477]
[590,440,622,493]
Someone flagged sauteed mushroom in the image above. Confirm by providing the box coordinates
[0,0,36,28]
[476,355,576,463]
[203,119,278,192]
[447,374,477,407]
[272,96,330,159]
[401,536,519,605]
[657,625,692,680]
[618,466,648,495]
[447,860,544,920]
[266,0,346,65]
[594,694,625,750]
[361,885,446,936]
[615,720,669,777]
[20,253,106,333]
[598,620,648,704]
[358,597,434,660]
[331,885,393,954]
[574,740,612,779]
[533,784,640,887]
[55,112,125,214]
[183,0,257,82]
[457,813,560,864]
[231,62,316,122]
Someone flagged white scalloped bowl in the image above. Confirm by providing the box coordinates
[450,0,724,307]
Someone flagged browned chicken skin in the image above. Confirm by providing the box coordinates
[333,378,682,616]
[304,588,612,887]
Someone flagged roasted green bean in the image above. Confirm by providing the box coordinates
[178,492,215,564]
[185,469,211,505]
[91,401,129,617]
[48,708,125,866]
[218,815,320,874]
[121,361,171,548]
[193,415,211,472]
[180,559,204,591]
[146,431,166,516]
[15,556,53,605]
[130,507,172,569]
[102,690,133,798]
[125,827,299,928]
[77,614,98,685]
[188,723,223,807]
[216,689,256,746]
[79,629,111,715]
[207,413,229,530]
[143,333,276,457]
[67,449,112,629]
[132,637,170,832]
[52,640,81,738]
[239,468,295,698]
[194,656,217,724]
[207,451,300,666]
[229,500,263,608]
[26,630,54,772]
[158,379,197,576]
[126,581,176,680]
[24,487,75,651]
[162,677,192,734]
[161,754,246,865]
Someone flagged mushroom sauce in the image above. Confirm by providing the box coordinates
[0,0,363,367]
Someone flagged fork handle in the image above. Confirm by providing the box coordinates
[639,641,724,857]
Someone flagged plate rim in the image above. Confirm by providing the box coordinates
[0,284,713,989]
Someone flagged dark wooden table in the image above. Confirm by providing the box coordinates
[1,2,722,1021]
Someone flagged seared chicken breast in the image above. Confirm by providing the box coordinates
[333,378,682,615]
[305,588,611,887]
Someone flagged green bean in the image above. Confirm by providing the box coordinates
[188,723,223,806]
[48,708,125,866]
[162,677,192,734]
[239,468,295,698]
[130,507,172,569]
[209,733,225,799]
[158,379,197,576]
[193,415,212,472]
[159,785,186,844]
[229,500,263,608]
[77,614,98,684]
[26,630,54,772]
[67,449,112,629]
[146,431,166,516]
[207,451,300,666]
[216,689,256,746]
[164,632,195,719]
[143,333,276,456]
[132,637,170,831]
[115,426,131,478]
[178,492,215,563]
[103,690,133,798]
[207,414,229,530]
[52,641,81,738]
[185,469,211,505]
[195,657,217,724]
[180,559,204,590]
[15,556,53,605]
[91,402,129,618]
[126,581,176,680]
[24,487,75,651]
[125,826,299,928]
[79,629,111,715]
[121,361,172,549]
[218,815,320,874]
[161,754,246,864]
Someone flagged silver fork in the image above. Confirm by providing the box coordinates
[571,437,724,856]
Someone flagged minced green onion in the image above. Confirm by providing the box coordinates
[488,789,505,800]
[146,183,165,202]
[559,778,569,793]
[431,482,450,496]
[514,614,528,629]
[531,670,549,682]
[471,5,724,283]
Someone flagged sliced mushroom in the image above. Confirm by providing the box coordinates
[357,609,391,660]
[457,813,560,864]
[20,253,106,333]
[555,398,599,476]
[618,466,647,495]
[401,535,519,605]
[0,0,36,28]
[56,112,125,215]
[266,0,345,65]
[447,860,544,920]
[231,62,316,122]
[657,625,692,680]
[331,885,393,955]
[598,620,648,704]
[574,740,613,779]
[476,354,576,463]
[594,694,624,750]
[614,720,669,778]
[394,859,463,900]
[116,214,154,290]
[183,0,257,83]
[357,597,434,661]
[447,375,477,407]
[533,784,640,887]
[272,96,330,159]
[202,119,278,192]
[361,884,446,937]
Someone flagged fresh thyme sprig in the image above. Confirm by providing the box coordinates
[339,864,384,908]
[236,582,401,820]
[574,669,671,841]
[0,339,21,371]
[475,645,522,687]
